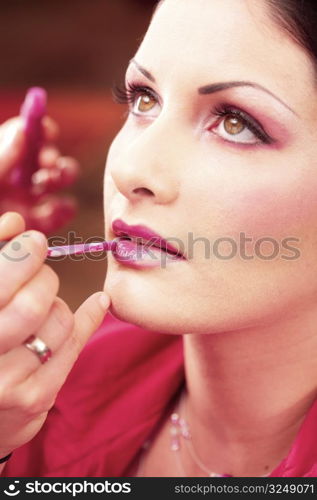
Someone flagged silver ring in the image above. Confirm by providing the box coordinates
[23,334,52,364]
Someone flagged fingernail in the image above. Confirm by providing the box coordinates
[29,230,47,247]
[99,292,110,309]
[0,213,11,227]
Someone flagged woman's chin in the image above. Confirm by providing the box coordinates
[107,299,184,335]
[103,266,188,334]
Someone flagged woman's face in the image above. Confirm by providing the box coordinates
[104,0,317,334]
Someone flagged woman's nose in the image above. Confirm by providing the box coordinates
[110,120,180,205]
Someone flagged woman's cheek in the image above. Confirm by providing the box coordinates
[226,184,317,268]
[227,162,317,235]
[181,162,317,265]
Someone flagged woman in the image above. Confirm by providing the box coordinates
[1,0,317,477]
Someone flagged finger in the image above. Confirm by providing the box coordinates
[31,168,60,196]
[41,116,59,143]
[0,212,26,240]
[26,195,77,234]
[0,118,25,178]
[0,230,47,308]
[0,116,58,176]
[23,292,110,393]
[31,158,79,196]
[0,264,59,353]
[38,147,59,169]
[72,292,110,349]
[0,297,72,386]
[56,157,80,186]
[0,116,58,181]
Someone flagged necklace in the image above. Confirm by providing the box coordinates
[169,390,232,477]
[169,389,272,478]
[136,388,274,477]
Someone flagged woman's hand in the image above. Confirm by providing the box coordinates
[0,212,110,462]
[0,116,79,234]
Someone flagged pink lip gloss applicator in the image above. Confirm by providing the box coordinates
[0,239,117,258]
[46,240,117,258]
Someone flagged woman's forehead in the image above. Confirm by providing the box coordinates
[133,0,315,116]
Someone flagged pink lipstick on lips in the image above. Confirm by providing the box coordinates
[111,218,185,269]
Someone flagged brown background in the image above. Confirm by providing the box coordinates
[0,0,157,310]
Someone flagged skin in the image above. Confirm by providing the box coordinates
[104,0,317,476]
[0,212,110,475]
[0,104,103,472]
[0,109,107,469]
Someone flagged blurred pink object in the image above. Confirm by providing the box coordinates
[9,87,47,187]
[0,87,77,234]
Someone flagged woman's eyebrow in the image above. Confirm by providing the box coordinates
[129,59,297,116]
[129,58,156,82]
[199,81,297,115]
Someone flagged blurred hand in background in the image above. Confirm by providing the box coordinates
[0,115,79,234]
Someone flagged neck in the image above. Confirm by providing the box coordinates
[183,304,317,477]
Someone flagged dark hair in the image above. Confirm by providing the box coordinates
[266,0,317,66]
[154,0,317,68]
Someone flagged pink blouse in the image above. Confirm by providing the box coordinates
[2,312,317,477]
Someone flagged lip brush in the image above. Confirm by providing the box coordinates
[0,239,117,258]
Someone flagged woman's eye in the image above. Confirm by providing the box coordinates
[223,115,245,135]
[209,107,273,145]
[134,93,157,113]
[111,82,159,115]
[213,114,260,144]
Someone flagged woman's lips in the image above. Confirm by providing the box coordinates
[111,219,185,258]
[113,239,183,268]
[111,218,186,268]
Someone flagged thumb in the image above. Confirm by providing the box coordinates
[0,212,26,240]
[0,118,25,178]
[72,292,110,351]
